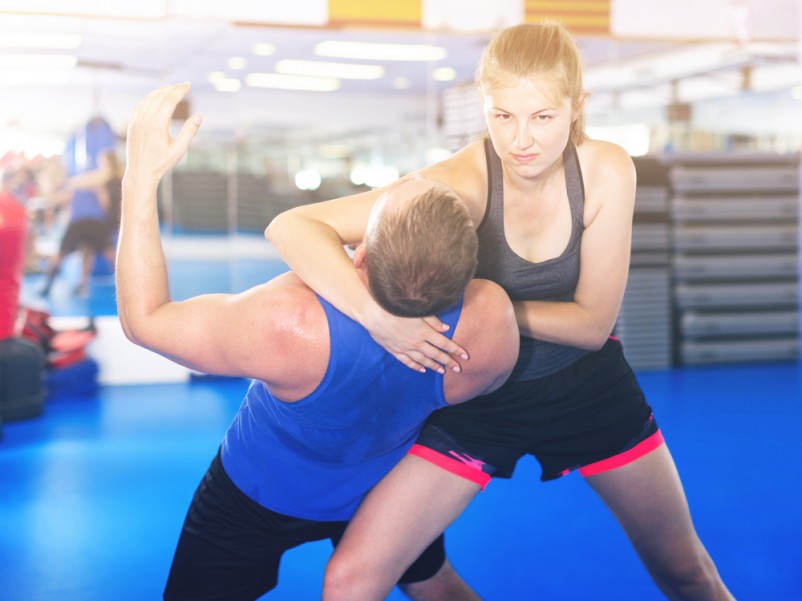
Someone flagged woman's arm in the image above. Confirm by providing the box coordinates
[515,140,637,350]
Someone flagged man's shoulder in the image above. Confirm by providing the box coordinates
[444,278,518,403]
[460,279,510,319]
[247,272,328,341]
[248,272,331,399]
[455,278,517,365]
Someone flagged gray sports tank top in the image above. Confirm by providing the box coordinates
[475,138,589,381]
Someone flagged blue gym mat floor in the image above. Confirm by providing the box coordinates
[2,234,801,600]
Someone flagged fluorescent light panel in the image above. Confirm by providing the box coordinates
[315,40,446,62]
[0,70,72,86]
[392,76,410,90]
[228,56,247,70]
[252,43,275,56]
[213,78,242,93]
[433,67,456,82]
[0,54,77,69]
[276,59,384,80]
[0,33,83,49]
[0,0,165,18]
[245,72,340,92]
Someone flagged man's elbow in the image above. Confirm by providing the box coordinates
[119,318,141,347]
[117,309,146,349]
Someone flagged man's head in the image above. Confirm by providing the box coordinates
[356,178,477,318]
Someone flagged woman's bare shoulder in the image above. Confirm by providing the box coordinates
[575,138,637,221]
[576,138,636,179]
[420,138,488,208]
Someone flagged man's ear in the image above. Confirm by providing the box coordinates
[353,243,367,269]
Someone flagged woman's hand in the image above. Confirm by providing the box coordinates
[362,304,469,374]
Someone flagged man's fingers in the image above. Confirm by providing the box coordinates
[127,83,201,175]
[172,114,203,156]
[133,82,190,126]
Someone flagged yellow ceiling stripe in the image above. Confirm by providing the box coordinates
[327,0,421,28]
[525,0,610,35]
[526,0,608,11]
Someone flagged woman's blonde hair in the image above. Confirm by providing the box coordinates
[476,22,588,147]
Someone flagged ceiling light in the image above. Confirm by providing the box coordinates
[276,59,384,80]
[0,54,77,70]
[252,43,275,56]
[228,57,247,70]
[315,41,447,62]
[0,2,164,18]
[0,70,72,86]
[212,78,241,93]
[0,33,83,49]
[433,67,456,82]
[392,76,410,90]
[295,169,321,191]
[245,73,340,92]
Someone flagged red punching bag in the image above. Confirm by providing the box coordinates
[0,191,27,340]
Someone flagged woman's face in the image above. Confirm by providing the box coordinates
[483,78,575,181]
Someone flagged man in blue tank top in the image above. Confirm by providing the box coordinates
[116,83,519,601]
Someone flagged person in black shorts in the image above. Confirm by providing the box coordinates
[267,22,735,601]
[40,149,121,297]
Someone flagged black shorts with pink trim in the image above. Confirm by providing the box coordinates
[412,337,663,483]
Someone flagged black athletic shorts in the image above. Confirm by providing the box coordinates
[410,337,662,485]
[163,451,446,601]
[59,218,112,254]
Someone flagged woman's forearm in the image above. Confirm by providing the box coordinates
[514,299,619,351]
[265,210,375,325]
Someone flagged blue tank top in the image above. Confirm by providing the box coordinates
[69,189,106,221]
[476,139,588,381]
[220,294,463,521]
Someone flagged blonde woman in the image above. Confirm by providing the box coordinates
[268,23,734,601]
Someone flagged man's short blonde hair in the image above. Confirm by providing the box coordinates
[364,182,477,317]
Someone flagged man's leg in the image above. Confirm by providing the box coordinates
[586,444,735,601]
[323,455,481,601]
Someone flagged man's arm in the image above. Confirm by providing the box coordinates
[116,83,327,396]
